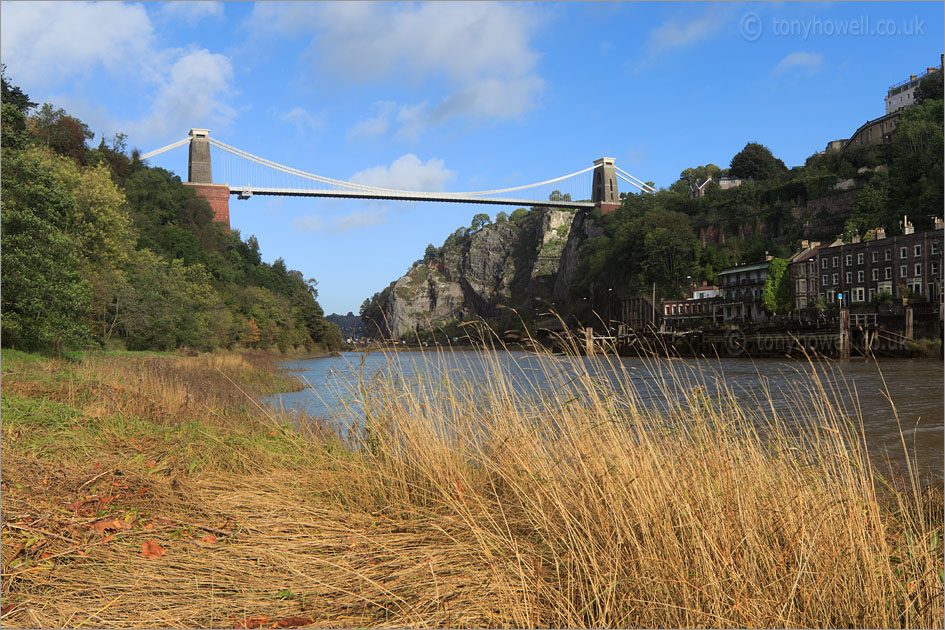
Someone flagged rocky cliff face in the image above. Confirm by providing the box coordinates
[554,210,603,301]
[383,208,577,337]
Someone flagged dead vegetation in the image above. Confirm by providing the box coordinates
[1,345,942,628]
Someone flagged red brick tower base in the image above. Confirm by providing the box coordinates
[184,183,231,229]
[598,202,620,215]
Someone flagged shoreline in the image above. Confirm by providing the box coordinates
[2,348,941,628]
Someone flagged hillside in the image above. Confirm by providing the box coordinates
[0,71,341,354]
[361,76,943,338]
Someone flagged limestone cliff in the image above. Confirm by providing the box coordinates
[382,208,577,338]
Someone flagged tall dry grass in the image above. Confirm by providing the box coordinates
[1,343,941,628]
[324,332,943,628]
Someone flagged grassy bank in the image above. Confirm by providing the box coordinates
[1,346,942,628]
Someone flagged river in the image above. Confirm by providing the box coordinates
[264,351,943,480]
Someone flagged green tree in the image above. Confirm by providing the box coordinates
[495,210,509,223]
[729,142,788,181]
[1,151,91,352]
[509,207,528,223]
[28,103,94,163]
[762,258,791,314]
[470,213,491,232]
[1,65,35,113]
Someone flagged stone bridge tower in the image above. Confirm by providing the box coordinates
[183,129,231,228]
[592,157,619,214]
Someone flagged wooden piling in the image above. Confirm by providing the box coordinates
[839,309,850,360]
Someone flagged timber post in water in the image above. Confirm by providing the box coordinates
[585,327,595,355]
[839,309,851,360]
[905,306,914,339]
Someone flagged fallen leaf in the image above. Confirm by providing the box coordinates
[1,604,16,615]
[143,522,155,530]
[234,616,269,629]
[40,552,53,559]
[136,486,152,496]
[200,534,217,545]
[102,534,115,544]
[75,549,88,557]
[144,460,156,468]
[91,518,124,535]
[141,540,165,559]
[275,616,314,628]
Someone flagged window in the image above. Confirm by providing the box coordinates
[799,279,807,293]
[915,245,921,257]
[932,262,939,275]
[845,254,852,266]
[900,265,908,278]
[872,251,878,263]
[822,274,828,286]
[833,256,839,268]
[832,273,838,285]
[872,269,879,281]
[915,263,922,276]
[932,242,939,255]
[827,290,836,302]
[869,288,876,301]
[885,267,892,279]
[857,271,864,282]
[901,247,907,258]
[845,272,852,284]
[854,288,865,302]
[857,253,864,265]
[821,258,828,269]
[885,249,891,261]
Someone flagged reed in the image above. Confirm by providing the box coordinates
[0,340,941,628]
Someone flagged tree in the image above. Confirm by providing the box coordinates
[28,103,94,163]
[915,70,944,104]
[762,258,791,314]
[729,142,788,181]
[509,207,528,223]
[495,210,509,223]
[423,243,437,262]
[470,213,491,232]
[1,65,35,113]
[549,190,571,202]
[1,151,91,352]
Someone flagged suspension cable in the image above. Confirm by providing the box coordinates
[139,137,190,160]
[615,166,656,194]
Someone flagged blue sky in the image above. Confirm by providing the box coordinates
[2,2,942,314]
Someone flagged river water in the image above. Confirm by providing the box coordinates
[264,351,943,480]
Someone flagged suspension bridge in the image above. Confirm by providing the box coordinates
[142,129,656,228]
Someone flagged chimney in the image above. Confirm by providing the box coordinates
[902,215,914,235]
[934,217,944,230]
[875,227,886,240]
[910,74,917,81]
[852,234,861,244]
[801,239,810,249]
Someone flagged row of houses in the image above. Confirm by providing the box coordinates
[656,216,943,329]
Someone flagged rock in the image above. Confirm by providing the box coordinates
[382,207,578,337]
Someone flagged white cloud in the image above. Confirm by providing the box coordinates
[634,5,732,71]
[350,154,456,191]
[128,48,235,140]
[252,2,546,139]
[280,106,323,135]
[347,101,397,141]
[292,208,388,233]
[158,1,223,26]
[0,2,155,86]
[773,52,823,76]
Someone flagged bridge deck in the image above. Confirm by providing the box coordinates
[229,187,596,209]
